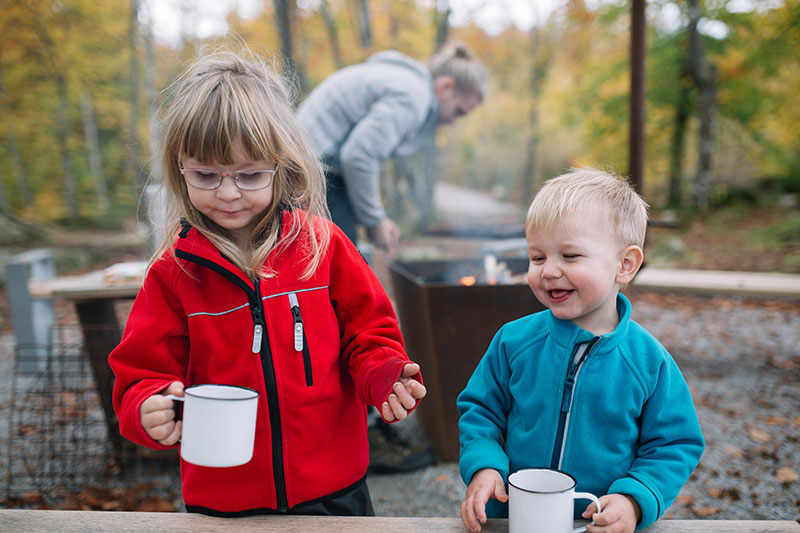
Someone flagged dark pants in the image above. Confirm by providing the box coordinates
[325,170,358,247]
[186,475,375,517]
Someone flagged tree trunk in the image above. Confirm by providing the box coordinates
[522,15,550,204]
[0,62,32,207]
[81,90,109,213]
[667,78,691,206]
[694,65,717,208]
[687,0,717,209]
[55,73,78,221]
[274,0,308,93]
[319,0,343,69]
[355,0,372,49]
[434,0,451,51]
[0,159,8,213]
[144,19,160,181]
[128,0,146,198]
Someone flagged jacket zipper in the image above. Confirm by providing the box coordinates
[250,278,289,512]
[288,293,313,386]
[550,337,600,470]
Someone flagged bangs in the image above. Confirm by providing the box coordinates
[176,71,279,165]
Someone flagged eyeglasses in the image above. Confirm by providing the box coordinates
[180,164,278,191]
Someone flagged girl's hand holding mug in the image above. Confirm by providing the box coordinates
[140,381,184,446]
[381,363,426,422]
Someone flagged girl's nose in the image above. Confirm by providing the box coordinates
[215,175,242,200]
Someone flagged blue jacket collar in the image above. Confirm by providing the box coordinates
[546,293,632,352]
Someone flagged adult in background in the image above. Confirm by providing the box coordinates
[298,40,488,251]
[298,41,487,473]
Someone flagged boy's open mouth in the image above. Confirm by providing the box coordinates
[548,289,573,303]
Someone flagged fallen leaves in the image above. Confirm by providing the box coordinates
[48,486,178,512]
[776,466,798,485]
[723,445,745,459]
[747,426,771,443]
[692,506,719,517]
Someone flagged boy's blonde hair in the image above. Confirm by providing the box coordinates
[428,41,488,101]
[152,47,329,279]
[526,168,649,248]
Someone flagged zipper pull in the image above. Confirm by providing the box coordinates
[252,324,263,353]
[288,293,303,352]
[561,363,578,412]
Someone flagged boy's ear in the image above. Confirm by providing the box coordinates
[616,245,644,285]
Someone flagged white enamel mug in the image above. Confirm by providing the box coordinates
[508,468,602,533]
[166,384,259,468]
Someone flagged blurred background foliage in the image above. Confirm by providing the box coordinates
[0,0,798,229]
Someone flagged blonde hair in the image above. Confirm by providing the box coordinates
[151,47,329,279]
[428,41,488,101]
[526,168,649,248]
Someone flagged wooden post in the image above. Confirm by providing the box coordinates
[629,0,646,193]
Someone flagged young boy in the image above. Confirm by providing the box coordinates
[457,168,704,533]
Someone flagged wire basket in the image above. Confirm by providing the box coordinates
[4,325,180,510]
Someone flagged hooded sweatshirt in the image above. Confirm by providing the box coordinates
[297,51,439,227]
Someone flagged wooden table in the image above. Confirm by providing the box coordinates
[29,265,143,461]
[0,511,797,532]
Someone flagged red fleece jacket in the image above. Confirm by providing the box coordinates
[109,209,420,513]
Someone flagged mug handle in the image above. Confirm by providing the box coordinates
[164,394,184,442]
[164,393,184,403]
[572,492,602,533]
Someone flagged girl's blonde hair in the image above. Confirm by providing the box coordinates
[428,41,488,101]
[151,47,329,279]
[526,168,649,248]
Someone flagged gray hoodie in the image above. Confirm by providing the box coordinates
[297,51,439,228]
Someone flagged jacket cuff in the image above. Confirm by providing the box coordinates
[608,475,662,530]
[368,358,423,421]
[459,437,509,485]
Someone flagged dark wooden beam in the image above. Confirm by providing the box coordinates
[629,0,646,193]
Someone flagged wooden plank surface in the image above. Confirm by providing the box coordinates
[0,511,797,532]
[632,267,800,298]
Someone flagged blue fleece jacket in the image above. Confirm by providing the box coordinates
[457,294,704,530]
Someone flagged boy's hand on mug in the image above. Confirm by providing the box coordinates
[381,363,426,422]
[583,493,640,533]
[461,468,508,533]
[140,381,184,446]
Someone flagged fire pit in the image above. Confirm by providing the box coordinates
[389,257,545,462]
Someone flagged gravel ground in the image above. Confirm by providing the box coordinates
[368,290,800,523]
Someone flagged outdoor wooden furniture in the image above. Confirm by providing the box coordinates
[0,511,797,532]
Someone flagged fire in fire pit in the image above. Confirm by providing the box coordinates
[389,256,545,462]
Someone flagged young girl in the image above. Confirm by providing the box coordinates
[109,49,426,517]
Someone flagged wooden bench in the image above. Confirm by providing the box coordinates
[0,510,797,532]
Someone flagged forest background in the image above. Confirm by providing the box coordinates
[0,0,798,273]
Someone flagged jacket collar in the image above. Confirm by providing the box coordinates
[546,293,632,352]
[173,205,291,283]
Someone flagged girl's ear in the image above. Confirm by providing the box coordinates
[616,245,644,286]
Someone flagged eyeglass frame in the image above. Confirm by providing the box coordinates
[179,163,278,191]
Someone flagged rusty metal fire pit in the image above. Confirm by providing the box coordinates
[389,257,545,462]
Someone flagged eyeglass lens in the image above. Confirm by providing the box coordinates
[183,169,275,190]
